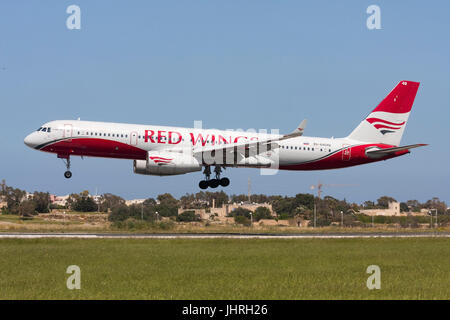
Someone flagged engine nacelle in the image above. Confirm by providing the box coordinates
[133,151,201,176]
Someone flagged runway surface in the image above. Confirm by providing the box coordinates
[0,232,450,239]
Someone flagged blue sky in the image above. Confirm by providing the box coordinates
[0,1,449,204]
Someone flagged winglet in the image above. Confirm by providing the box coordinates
[280,119,307,140]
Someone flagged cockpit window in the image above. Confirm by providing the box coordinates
[42,127,47,132]
[47,127,51,133]
[37,127,43,131]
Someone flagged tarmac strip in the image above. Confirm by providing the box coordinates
[0,232,450,239]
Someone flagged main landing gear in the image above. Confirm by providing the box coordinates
[62,157,72,179]
[199,165,230,189]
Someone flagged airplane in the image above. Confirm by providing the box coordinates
[24,80,426,189]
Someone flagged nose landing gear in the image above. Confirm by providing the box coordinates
[198,165,230,189]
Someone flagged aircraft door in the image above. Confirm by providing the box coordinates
[130,131,138,146]
[64,124,73,142]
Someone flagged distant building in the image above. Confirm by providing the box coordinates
[125,199,146,206]
[178,202,274,221]
[52,195,70,207]
[359,201,401,216]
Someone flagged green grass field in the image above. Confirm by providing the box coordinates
[0,238,449,299]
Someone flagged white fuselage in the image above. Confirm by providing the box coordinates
[25,120,357,168]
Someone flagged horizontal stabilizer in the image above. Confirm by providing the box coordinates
[366,143,428,156]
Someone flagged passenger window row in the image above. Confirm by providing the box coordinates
[77,131,128,138]
[73,132,186,143]
[280,145,332,152]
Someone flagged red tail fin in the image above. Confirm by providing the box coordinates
[371,81,420,114]
[347,80,420,146]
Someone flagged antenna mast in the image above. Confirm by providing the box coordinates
[248,177,251,202]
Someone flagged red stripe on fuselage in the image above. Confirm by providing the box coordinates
[40,138,147,160]
[40,139,409,171]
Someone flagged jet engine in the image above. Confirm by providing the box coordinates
[133,151,201,176]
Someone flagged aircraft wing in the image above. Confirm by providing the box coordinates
[366,143,428,157]
[192,120,307,161]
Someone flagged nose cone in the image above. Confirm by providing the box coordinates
[24,132,39,149]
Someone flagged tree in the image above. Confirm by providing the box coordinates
[308,215,331,227]
[272,197,296,217]
[156,193,178,217]
[400,202,409,212]
[66,193,80,210]
[250,194,270,203]
[0,179,7,195]
[406,200,421,212]
[294,193,315,210]
[100,193,125,212]
[70,191,97,212]
[423,197,447,215]
[377,196,397,208]
[234,215,251,226]
[195,191,209,202]
[230,194,248,203]
[341,213,358,227]
[18,200,36,218]
[32,192,50,213]
[177,211,201,222]
[108,205,130,222]
[127,204,155,221]
[253,207,272,221]
[157,193,178,207]
[206,191,229,207]
[180,193,195,209]
[363,200,376,209]
[74,197,97,212]
[143,198,157,207]
[229,207,252,219]
[2,184,27,214]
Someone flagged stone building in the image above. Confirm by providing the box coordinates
[359,201,401,216]
[178,202,274,221]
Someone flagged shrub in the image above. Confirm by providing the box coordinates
[177,211,201,222]
[157,220,175,230]
[230,207,252,219]
[253,207,272,221]
[109,205,130,222]
[234,215,251,226]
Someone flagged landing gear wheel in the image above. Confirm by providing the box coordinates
[198,165,231,189]
[209,179,220,188]
[199,180,209,190]
[220,177,230,187]
[61,156,72,179]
